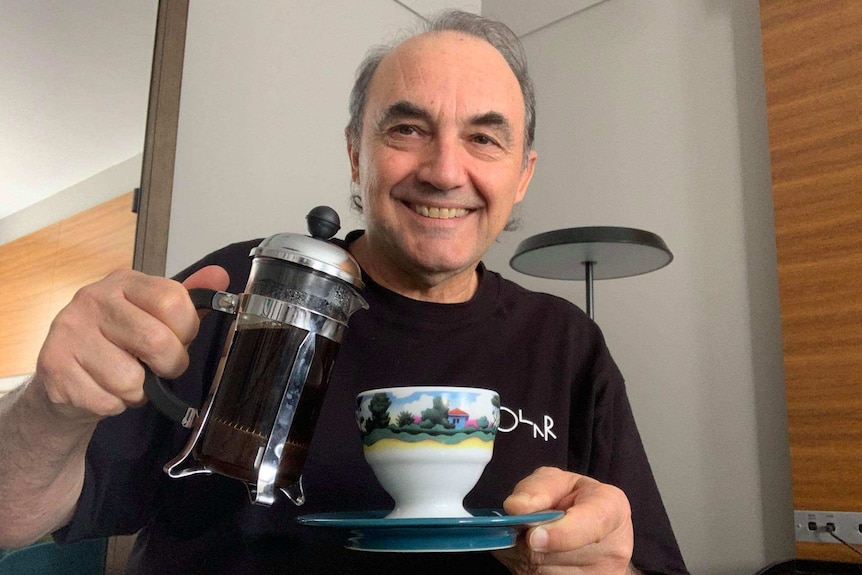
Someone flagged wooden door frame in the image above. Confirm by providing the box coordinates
[113,1,189,571]
[133,0,189,276]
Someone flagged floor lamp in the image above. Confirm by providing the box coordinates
[509,227,673,320]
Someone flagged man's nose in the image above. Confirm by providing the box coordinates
[416,135,468,191]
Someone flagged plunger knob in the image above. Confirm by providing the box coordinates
[306,205,341,240]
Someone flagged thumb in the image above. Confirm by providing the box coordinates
[181,266,231,319]
[181,265,230,291]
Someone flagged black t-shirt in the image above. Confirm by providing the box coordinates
[57,233,688,574]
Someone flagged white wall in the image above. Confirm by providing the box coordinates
[167,1,794,573]
[0,374,31,399]
[483,2,794,572]
[0,1,155,220]
[167,1,422,273]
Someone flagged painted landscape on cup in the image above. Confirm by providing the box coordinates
[356,388,499,447]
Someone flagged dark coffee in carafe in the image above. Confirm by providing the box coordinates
[196,322,340,488]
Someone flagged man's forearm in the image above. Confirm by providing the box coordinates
[0,379,95,548]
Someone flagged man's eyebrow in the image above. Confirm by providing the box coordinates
[376,101,431,129]
[470,111,514,146]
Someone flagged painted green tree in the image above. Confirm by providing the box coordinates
[366,393,392,431]
[395,411,415,427]
[420,396,454,429]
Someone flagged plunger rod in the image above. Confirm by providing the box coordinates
[584,260,595,320]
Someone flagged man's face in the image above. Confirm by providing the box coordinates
[349,31,536,287]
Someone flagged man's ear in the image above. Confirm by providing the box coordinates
[515,150,537,204]
[346,132,360,184]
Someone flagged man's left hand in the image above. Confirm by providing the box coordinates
[491,466,639,575]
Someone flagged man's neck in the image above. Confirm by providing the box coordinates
[349,234,479,303]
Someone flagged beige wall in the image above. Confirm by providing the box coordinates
[165,2,792,573]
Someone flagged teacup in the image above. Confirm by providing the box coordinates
[355,386,499,518]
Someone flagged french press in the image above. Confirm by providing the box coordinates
[144,206,367,506]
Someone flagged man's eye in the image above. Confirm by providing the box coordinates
[472,134,497,146]
[392,125,419,136]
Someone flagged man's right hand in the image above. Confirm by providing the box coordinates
[33,265,230,423]
[0,265,230,548]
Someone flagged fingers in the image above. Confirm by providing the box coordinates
[503,466,633,555]
[121,273,199,351]
[504,466,582,515]
[37,333,139,419]
[35,267,231,421]
[115,266,230,372]
[527,484,632,556]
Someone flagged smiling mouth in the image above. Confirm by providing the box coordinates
[409,203,471,219]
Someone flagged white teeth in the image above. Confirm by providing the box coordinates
[411,204,469,219]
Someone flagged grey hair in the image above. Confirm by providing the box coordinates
[346,10,535,229]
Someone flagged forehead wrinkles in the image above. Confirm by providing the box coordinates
[366,32,524,132]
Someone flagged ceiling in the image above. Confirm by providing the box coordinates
[0,0,605,222]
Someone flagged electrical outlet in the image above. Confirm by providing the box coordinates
[795,510,862,544]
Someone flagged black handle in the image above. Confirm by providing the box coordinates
[142,288,236,428]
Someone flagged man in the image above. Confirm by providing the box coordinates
[0,11,688,575]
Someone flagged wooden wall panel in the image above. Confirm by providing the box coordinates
[760,0,862,563]
[0,192,136,379]
[0,224,60,378]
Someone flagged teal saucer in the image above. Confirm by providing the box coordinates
[295,509,564,553]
